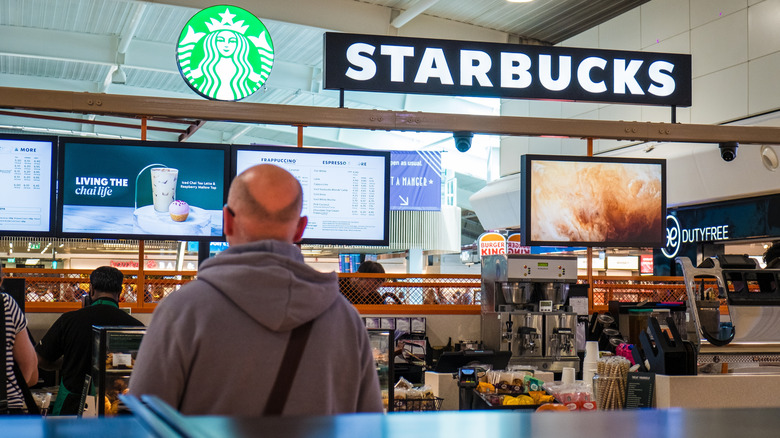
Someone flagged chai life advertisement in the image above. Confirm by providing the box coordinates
[60,141,225,238]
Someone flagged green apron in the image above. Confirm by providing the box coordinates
[51,298,118,416]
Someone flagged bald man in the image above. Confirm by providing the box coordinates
[129,164,383,416]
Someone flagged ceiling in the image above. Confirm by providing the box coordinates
[0,0,649,230]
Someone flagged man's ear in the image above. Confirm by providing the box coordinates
[293,216,308,243]
[223,206,235,238]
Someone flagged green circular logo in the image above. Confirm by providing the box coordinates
[177,5,275,101]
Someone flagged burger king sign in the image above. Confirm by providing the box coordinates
[479,232,506,257]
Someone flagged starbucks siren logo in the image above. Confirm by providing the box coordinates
[177,6,274,101]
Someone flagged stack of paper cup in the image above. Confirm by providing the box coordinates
[561,367,576,385]
[583,341,599,386]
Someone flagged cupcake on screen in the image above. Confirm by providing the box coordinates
[169,200,190,222]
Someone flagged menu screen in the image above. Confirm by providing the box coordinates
[234,146,390,246]
[58,138,228,240]
[521,154,666,248]
[0,135,56,235]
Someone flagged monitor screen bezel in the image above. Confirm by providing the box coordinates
[56,137,230,241]
[520,154,667,248]
[0,133,58,237]
[231,144,391,246]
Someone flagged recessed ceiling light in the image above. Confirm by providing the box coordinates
[507,0,534,3]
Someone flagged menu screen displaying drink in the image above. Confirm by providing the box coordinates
[0,134,57,235]
[233,145,390,246]
[58,138,228,240]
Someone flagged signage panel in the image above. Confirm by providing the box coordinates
[177,5,275,101]
[390,150,441,211]
[479,232,506,257]
[324,33,692,107]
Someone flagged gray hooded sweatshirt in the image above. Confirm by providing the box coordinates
[129,240,383,416]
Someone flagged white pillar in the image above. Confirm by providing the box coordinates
[407,246,424,274]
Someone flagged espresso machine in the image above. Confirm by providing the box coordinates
[481,254,580,372]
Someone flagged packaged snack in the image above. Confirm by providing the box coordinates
[523,374,546,392]
[477,382,496,393]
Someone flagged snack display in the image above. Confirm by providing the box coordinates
[393,378,442,411]
[92,326,146,417]
[169,200,190,222]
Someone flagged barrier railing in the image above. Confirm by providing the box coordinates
[2,269,725,315]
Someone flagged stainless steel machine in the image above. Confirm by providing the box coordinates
[677,255,780,369]
[481,254,580,372]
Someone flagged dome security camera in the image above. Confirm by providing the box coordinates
[719,141,738,162]
[453,131,473,153]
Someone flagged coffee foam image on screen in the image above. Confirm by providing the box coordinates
[59,141,226,239]
[529,160,663,245]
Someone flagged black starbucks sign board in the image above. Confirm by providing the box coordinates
[324,33,692,107]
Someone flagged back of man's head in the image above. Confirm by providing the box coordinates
[765,241,780,267]
[90,266,124,295]
[224,164,307,245]
[357,261,385,275]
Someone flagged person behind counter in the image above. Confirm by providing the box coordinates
[35,266,144,416]
[340,261,401,304]
[0,263,39,414]
[764,241,780,268]
[129,164,383,416]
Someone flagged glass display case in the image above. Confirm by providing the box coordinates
[367,329,394,412]
[91,326,146,416]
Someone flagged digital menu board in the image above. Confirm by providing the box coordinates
[58,138,228,240]
[233,145,390,246]
[0,134,57,236]
[520,154,666,248]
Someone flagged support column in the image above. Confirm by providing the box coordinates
[407,246,424,274]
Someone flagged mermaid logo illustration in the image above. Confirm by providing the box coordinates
[177,6,274,101]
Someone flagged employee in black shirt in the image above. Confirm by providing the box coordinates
[36,266,144,416]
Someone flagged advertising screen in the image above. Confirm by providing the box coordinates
[233,145,390,246]
[0,134,57,236]
[58,138,228,240]
[520,155,666,248]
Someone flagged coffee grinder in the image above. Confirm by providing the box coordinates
[481,254,580,372]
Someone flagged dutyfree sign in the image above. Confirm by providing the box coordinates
[324,33,692,107]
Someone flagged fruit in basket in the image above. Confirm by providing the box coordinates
[477,382,495,393]
[535,403,570,412]
[503,394,535,406]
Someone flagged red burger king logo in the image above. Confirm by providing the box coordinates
[479,232,506,256]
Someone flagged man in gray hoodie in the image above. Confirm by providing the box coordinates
[129,164,383,416]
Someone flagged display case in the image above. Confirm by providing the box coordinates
[367,329,394,413]
[91,326,146,416]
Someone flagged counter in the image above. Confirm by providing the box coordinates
[5,407,780,438]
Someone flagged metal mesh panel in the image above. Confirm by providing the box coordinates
[4,268,197,305]
[587,277,722,307]
[338,274,482,305]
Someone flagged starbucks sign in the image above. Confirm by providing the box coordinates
[177,6,275,101]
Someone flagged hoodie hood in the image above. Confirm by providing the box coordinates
[196,240,340,332]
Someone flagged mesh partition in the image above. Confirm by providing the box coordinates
[6,268,726,313]
[338,274,482,305]
[4,268,197,307]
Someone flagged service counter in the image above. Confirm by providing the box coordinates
[5,407,780,438]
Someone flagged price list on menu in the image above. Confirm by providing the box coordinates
[0,140,52,232]
[235,150,386,241]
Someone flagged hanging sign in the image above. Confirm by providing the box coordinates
[390,151,441,211]
[324,32,692,107]
[177,5,275,101]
